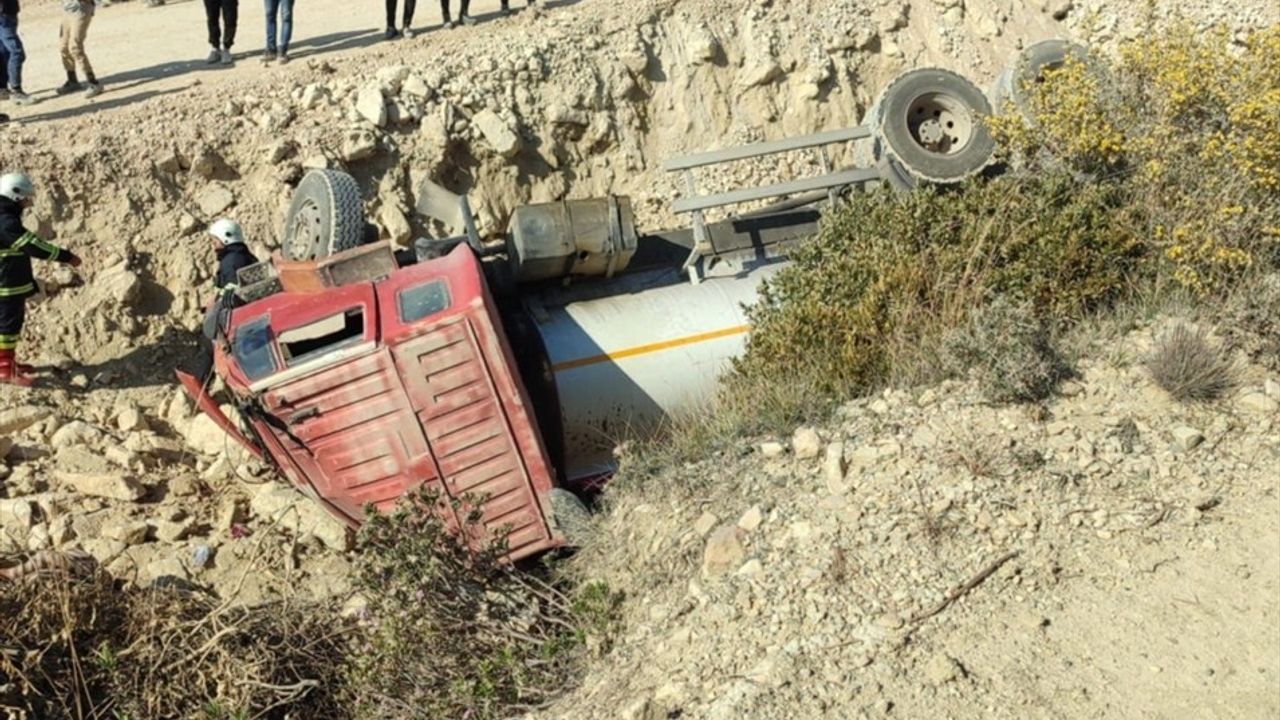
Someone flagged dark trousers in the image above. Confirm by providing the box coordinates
[0,13,26,91]
[0,298,25,351]
[439,0,468,21]
[386,0,415,28]
[204,0,238,49]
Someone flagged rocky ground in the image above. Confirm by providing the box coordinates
[546,324,1280,719]
[2,0,1278,716]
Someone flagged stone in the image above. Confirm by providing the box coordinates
[472,109,522,158]
[689,30,719,63]
[702,525,746,577]
[1236,392,1279,414]
[177,211,201,235]
[155,519,191,543]
[156,147,183,173]
[547,103,589,126]
[143,556,189,587]
[185,413,231,456]
[0,436,12,461]
[195,184,235,217]
[379,204,412,246]
[1265,379,1280,399]
[300,83,327,109]
[340,128,379,162]
[168,475,198,497]
[80,538,127,564]
[924,653,963,686]
[58,471,145,502]
[264,139,295,164]
[116,406,148,433]
[823,440,847,491]
[190,148,220,179]
[792,427,822,460]
[217,497,246,530]
[739,61,784,88]
[95,262,143,305]
[693,511,719,537]
[301,153,331,170]
[251,484,352,551]
[737,505,764,532]
[376,65,411,93]
[356,85,387,127]
[760,441,785,458]
[0,499,34,530]
[1043,0,1073,20]
[0,406,50,435]
[104,519,150,546]
[737,558,764,577]
[1171,426,1205,452]
[402,73,430,98]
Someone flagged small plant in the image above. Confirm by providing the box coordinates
[348,486,620,719]
[941,297,1073,404]
[1147,324,1237,401]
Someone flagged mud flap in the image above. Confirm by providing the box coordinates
[175,369,265,461]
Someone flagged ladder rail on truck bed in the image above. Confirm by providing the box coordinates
[663,126,881,283]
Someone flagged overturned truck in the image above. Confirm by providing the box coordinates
[178,42,1081,560]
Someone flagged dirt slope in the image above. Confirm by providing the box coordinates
[1,0,1278,716]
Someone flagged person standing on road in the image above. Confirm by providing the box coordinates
[204,0,238,65]
[58,0,103,98]
[439,0,475,28]
[0,0,35,107]
[384,0,416,39]
[0,172,83,387]
[264,0,292,63]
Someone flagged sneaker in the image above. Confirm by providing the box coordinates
[262,49,276,63]
[207,49,221,64]
[384,27,399,40]
[220,48,233,65]
[0,89,8,101]
[84,82,103,98]
[460,14,477,26]
[56,80,83,95]
[402,27,415,39]
[277,50,290,64]
[441,18,455,29]
[10,91,35,106]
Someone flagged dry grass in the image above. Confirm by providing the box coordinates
[0,553,352,720]
[1147,324,1237,402]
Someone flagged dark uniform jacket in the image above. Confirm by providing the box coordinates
[0,196,80,301]
[214,243,258,291]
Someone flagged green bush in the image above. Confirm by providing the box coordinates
[347,488,620,719]
[941,297,1072,404]
[735,172,1143,397]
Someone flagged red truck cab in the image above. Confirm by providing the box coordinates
[183,242,568,561]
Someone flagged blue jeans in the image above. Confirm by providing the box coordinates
[0,14,25,91]
[265,0,293,53]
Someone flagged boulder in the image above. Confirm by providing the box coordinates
[376,65,412,93]
[356,85,387,127]
[58,471,145,502]
[379,204,412,246]
[116,406,148,433]
[401,73,431,98]
[340,128,379,162]
[792,427,822,460]
[251,484,352,551]
[702,525,745,576]
[184,413,232,456]
[472,109,522,158]
[195,184,236,217]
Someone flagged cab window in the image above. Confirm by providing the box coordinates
[233,317,278,382]
[398,279,451,323]
[279,308,366,366]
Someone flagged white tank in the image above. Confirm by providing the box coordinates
[527,249,788,481]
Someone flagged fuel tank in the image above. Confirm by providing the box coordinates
[524,248,787,482]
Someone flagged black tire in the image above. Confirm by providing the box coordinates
[991,39,1089,120]
[872,68,995,186]
[282,169,366,261]
[549,488,591,547]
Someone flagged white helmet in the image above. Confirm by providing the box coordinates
[0,172,36,203]
[207,218,245,245]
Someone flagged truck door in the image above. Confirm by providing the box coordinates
[244,283,446,523]
[375,252,556,556]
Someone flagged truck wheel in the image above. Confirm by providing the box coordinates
[549,488,592,548]
[872,68,995,187]
[991,39,1089,120]
[283,169,366,261]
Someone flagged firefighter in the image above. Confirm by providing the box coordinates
[192,218,256,383]
[0,172,81,387]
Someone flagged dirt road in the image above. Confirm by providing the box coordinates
[8,0,551,125]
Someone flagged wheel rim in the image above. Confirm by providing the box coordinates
[905,92,974,156]
[287,198,324,260]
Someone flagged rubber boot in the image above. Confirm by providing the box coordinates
[0,349,34,387]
